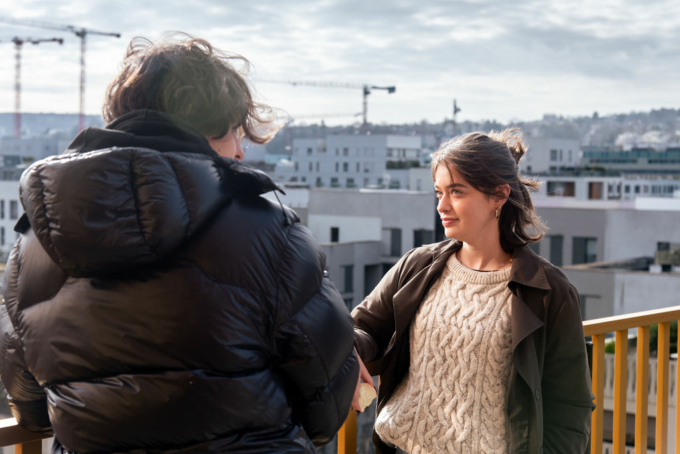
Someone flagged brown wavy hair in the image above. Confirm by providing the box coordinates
[103,33,273,144]
[431,128,546,253]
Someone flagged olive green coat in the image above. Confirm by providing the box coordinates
[352,240,595,454]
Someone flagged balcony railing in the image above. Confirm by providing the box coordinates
[1,306,680,453]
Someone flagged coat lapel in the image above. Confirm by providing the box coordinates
[392,241,459,345]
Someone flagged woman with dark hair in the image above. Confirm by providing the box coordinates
[352,129,595,454]
[0,34,359,453]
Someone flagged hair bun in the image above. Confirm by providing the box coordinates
[489,127,526,166]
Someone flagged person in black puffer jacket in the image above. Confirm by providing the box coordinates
[0,34,359,453]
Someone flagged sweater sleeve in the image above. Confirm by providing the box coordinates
[542,284,595,453]
[272,222,359,448]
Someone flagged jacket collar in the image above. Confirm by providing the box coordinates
[428,240,551,292]
[508,245,552,291]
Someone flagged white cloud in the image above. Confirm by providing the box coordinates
[0,0,679,124]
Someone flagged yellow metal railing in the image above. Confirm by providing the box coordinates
[2,306,680,454]
[584,306,680,454]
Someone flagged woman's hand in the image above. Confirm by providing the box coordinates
[352,347,375,412]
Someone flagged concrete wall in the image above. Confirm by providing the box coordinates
[320,240,384,309]
[308,214,382,244]
[309,189,436,257]
[533,201,680,266]
[563,267,680,320]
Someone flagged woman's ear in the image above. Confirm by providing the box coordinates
[495,184,511,206]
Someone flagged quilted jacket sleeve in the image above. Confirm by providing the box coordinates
[273,222,359,447]
[0,238,52,433]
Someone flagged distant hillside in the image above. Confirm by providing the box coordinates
[3,108,679,153]
[0,113,104,138]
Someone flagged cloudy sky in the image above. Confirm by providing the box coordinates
[1,0,679,125]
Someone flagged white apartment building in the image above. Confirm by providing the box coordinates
[531,197,680,268]
[519,137,581,174]
[0,137,69,162]
[0,180,24,257]
[275,134,423,189]
[535,174,680,200]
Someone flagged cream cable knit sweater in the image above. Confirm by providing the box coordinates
[375,254,514,454]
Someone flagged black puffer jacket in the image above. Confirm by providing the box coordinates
[0,110,359,453]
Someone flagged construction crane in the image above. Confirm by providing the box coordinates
[0,36,63,138]
[0,16,120,132]
[258,79,395,129]
[453,99,461,123]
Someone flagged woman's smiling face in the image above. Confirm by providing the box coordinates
[434,163,499,243]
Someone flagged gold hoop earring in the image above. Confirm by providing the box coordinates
[495,208,500,219]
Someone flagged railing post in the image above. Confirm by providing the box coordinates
[635,326,649,454]
[613,329,628,454]
[677,320,680,454]
[656,322,671,454]
[15,440,42,454]
[591,333,605,454]
[337,410,356,454]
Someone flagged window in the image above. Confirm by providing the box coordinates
[343,148,349,156]
[343,163,349,172]
[347,178,355,188]
[308,162,313,172]
[307,147,313,155]
[0,227,4,246]
[294,162,299,172]
[550,149,558,161]
[330,227,339,242]
[364,178,369,186]
[10,200,18,220]
[413,229,434,248]
[635,186,640,194]
[335,162,339,172]
[658,242,670,251]
[625,185,630,193]
[335,148,339,156]
[301,177,306,182]
[572,237,597,264]
[588,182,604,200]
[343,265,354,293]
[343,298,353,312]
[331,177,339,187]
[316,162,320,172]
[559,149,563,161]
[0,200,4,219]
[356,163,360,172]
[390,228,402,256]
[550,235,563,267]
[568,150,572,161]
[547,181,575,197]
[316,177,323,187]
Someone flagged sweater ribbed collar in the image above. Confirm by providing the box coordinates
[447,253,512,285]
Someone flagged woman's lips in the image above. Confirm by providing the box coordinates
[441,218,458,227]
